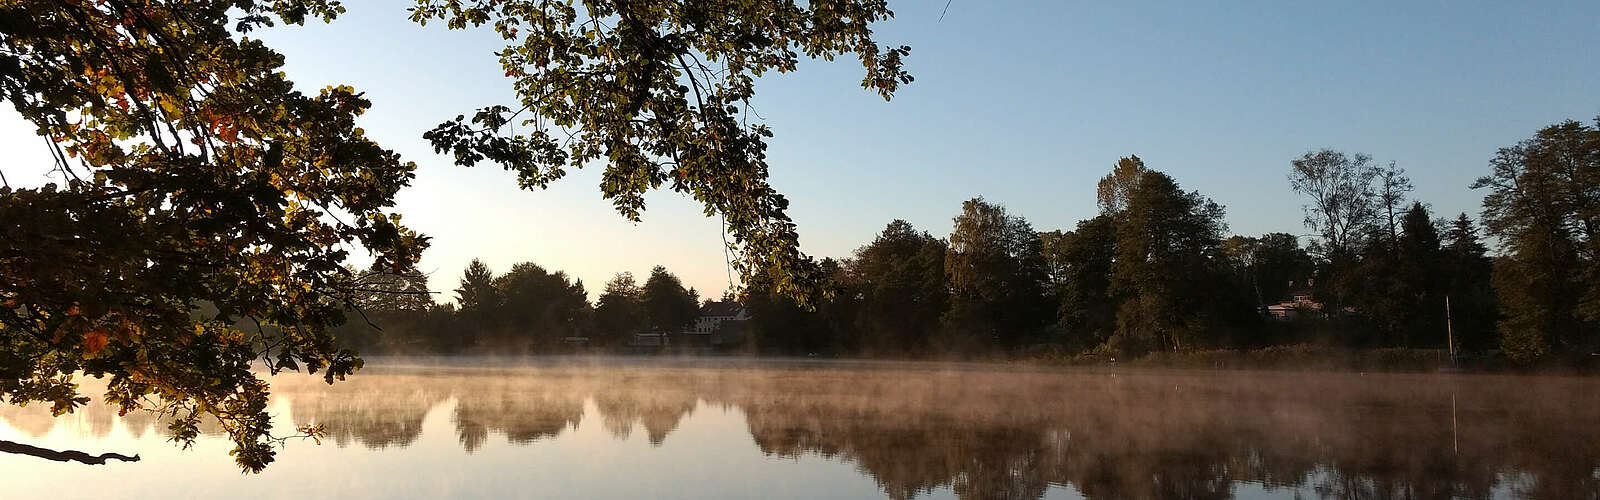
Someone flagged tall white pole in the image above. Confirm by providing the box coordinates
[1446,294,1456,364]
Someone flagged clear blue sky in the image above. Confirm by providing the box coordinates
[3,1,1597,301]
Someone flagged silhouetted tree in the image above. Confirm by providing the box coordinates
[411,304,463,353]
[455,259,499,312]
[1345,203,1447,347]
[1396,203,1446,346]
[354,266,435,314]
[493,263,590,348]
[641,266,698,334]
[847,220,949,354]
[453,258,500,347]
[336,263,438,352]
[1222,233,1315,308]
[1375,165,1415,253]
[746,258,838,354]
[1289,149,1384,311]
[1290,150,1384,258]
[1442,214,1499,353]
[814,259,863,353]
[1339,203,1438,347]
[594,273,645,346]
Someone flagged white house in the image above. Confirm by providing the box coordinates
[684,300,749,347]
[691,300,748,335]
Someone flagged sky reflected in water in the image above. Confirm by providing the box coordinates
[2,358,1597,499]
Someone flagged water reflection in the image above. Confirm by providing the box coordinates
[3,360,1598,499]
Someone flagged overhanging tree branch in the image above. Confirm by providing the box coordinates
[0,440,140,466]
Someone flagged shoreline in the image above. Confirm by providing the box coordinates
[342,344,1596,376]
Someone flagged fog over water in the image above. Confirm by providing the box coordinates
[2,358,1597,499]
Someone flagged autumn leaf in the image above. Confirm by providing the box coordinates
[84,330,111,355]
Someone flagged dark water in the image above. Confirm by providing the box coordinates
[2,358,1597,499]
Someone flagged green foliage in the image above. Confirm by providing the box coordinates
[1041,216,1117,349]
[1107,166,1235,355]
[0,0,425,472]
[1492,256,1560,363]
[407,0,912,306]
[1286,150,1460,349]
[1473,118,1600,363]
[1095,155,1148,214]
[943,198,1050,347]
[745,258,843,355]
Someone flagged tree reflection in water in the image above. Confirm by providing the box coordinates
[2,361,1596,499]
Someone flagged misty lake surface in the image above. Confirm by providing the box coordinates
[3,358,1598,500]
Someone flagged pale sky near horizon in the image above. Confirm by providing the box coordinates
[3,1,1597,302]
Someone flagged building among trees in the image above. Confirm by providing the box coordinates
[688,301,751,348]
[1265,286,1326,320]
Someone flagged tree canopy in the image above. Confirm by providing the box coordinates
[409,0,912,305]
[1289,149,1382,260]
[943,198,1050,347]
[849,220,947,354]
[0,0,425,472]
[1042,216,1117,349]
[1107,166,1232,354]
[1473,118,1600,362]
[641,265,698,332]
[0,0,910,472]
[218,122,1598,372]
[593,272,644,345]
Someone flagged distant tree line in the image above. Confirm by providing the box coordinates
[345,117,1599,366]
[336,262,702,353]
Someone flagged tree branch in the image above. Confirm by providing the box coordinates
[0,440,141,465]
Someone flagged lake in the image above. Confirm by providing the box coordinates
[2,358,1597,499]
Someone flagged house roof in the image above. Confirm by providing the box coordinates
[698,300,743,316]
